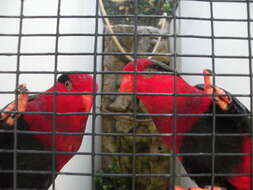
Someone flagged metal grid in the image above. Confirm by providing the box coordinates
[0,0,252,190]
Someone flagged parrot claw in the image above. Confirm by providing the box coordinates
[0,84,29,127]
[16,84,28,94]
[204,186,227,190]
[203,69,232,110]
[174,185,225,190]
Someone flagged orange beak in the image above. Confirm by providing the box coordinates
[119,75,134,93]
[82,95,93,113]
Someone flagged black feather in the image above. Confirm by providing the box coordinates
[57,74,70,83]
[148,60,173,72]
[145,60,182,77]
[0,97,55,189]
[180,85,250,190]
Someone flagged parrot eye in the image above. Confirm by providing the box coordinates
[64,80,73,90]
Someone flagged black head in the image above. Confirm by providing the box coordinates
[147,59,173,72]
[145,59,180,77]
[57,74,70,83]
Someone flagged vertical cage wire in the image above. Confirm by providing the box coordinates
[92,0,100,189]
[171,0,178,189]
[132,0,139,189]
[246,0,253,189]
[52,0,62,189]
[209,1,217,188]
[14,0,25,189]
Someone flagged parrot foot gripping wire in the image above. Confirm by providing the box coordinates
[203,69,232,111]
[175,185,226,190]
[0,84,29,127]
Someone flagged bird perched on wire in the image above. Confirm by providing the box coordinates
[119,58,250,190]
[0,73,96,189]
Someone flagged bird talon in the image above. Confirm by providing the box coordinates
[203,69,232,110]
[16,84,28,94]
[204,186,226,190]
[174,185,188,190]
[0,84,29,127]
[174,185,222,190]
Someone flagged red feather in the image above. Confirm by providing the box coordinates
[23,74,95,170]
[228,137,250,190]
[121,59,212,151]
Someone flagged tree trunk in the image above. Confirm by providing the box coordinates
[101,24,171,190]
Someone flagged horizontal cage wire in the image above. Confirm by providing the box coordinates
[0,0,252,190]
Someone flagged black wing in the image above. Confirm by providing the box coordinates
[180,84,250,190]
[0,96,56,189]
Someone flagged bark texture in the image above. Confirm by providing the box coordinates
[101,24,171,190]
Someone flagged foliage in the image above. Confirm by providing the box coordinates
[95,163,132,190]
[104,0,175,26]
[162,0,173,13]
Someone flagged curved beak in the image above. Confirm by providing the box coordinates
[119,75,134,93]
[82,95,93,113]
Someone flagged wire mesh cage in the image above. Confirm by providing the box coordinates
[0,0,252,190]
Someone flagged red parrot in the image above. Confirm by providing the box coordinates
[119,58,251,190]
[0,73,95,189]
